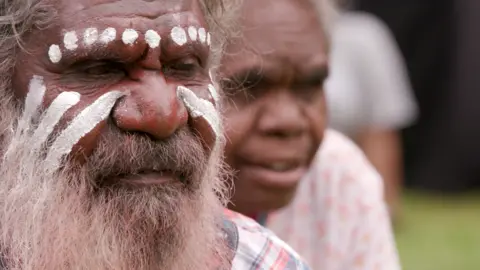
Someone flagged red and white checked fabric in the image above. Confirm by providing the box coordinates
[224,209,310,270]
[265,129,401,270]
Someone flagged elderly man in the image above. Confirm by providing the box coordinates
[0,0,309,269]
[220,0,401,269]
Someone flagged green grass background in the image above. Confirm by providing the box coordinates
[395,191,480,270]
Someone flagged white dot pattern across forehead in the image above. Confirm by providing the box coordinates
[171,26,211,47]
[100,27,116,44]
[206,32,211,46]
[47,26,211,64]
[63,31,78,50]
[198,28,207,43]
[122,29,139,45]
[84,28,98,46]
[188,26,198,41]
[171,26,187,46]
[145,29,161,49]
[48,45,62,63]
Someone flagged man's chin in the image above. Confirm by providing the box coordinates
[0,173,219,270]
[102,171,188,189]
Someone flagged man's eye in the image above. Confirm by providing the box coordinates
[162,58,201,77]
[81,62,126,76]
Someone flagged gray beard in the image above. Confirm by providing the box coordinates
[0,103,232,269]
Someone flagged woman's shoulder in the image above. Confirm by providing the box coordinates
[307,129,385,203]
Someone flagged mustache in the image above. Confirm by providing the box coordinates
[79,123,208,188]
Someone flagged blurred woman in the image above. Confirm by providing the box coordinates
[219,0,401,268]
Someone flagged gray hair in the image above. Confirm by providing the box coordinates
[0,0,53,97]
[0,0,53,143]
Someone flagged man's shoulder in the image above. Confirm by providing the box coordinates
[223,209,310,270]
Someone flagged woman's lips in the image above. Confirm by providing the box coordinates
[239,162,308,190]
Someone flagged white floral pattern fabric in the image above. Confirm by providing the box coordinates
[266,129,401,270]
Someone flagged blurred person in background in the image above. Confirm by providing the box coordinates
[326,9,418,221]
[220,0,401,268]
[356,0,480,192]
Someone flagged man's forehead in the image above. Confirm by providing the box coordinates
[57,0,196,14]
[54,0,202,26]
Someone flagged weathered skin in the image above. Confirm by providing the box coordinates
[12,0,218,168]
[221,0,329,213]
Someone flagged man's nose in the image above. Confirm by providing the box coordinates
[112,71,188,140]
[257,92,307,139]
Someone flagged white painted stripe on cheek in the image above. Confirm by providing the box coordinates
[177,86,220,137]
[4,75,47,159]
[122,29,139,45]
[198,28,206,43]
[206,32,211,46]
[209,69,215,82]
[84,28,99,46]
[171,26,187,46]
[22,75,47,123]
[145,29,161,49]
[100,27,116,44]
[64,31,78,50]
[48,45,62,63]
[31,91,81,152]
[188,26,198,41]
[45,91,124,171]
[207,84,219,103]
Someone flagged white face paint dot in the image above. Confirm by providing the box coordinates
[206,32,211,46]
[48,45,62,63]
[171,26,187,46]
[145,29,161,49]
[122,29,139,45]
[100,27,116,44]
[198,28,207,43]
[84,28,98,46]
[188,26,198,41]
[63,31,78,50]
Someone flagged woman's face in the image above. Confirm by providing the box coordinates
[220,0,329,214]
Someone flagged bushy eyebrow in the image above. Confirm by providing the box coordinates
[47,25,212,67]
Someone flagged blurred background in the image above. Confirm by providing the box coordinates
[335,0,480,269]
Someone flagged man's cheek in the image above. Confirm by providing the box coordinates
[177,85,222,150]
[43,90,124,170]
[48,98,113,164]
[16,75,124,170]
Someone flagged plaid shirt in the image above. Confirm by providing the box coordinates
[223,209,310,270]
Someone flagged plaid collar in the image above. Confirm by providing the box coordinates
[0,210,308,270]
[223,209,310,270]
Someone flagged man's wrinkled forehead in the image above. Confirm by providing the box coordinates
[54,0,204,27]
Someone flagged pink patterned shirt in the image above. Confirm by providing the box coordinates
[266,129,401,270]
